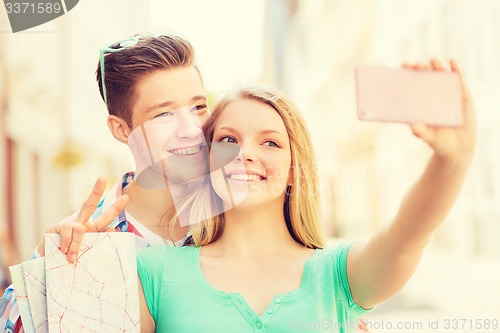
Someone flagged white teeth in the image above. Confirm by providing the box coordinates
[171,146,201,156]
[228,174,262,181]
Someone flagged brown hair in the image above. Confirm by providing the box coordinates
[96,34,198,127]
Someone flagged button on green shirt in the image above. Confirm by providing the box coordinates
[137,243,369,332]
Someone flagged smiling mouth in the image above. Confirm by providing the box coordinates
[169,145,201,156]
[227,173,265,181]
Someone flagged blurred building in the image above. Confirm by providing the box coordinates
[0,1,150,258]
[263,0,500,258]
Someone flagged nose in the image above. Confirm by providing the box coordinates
[236,144,257,163]
[176,108,202,139]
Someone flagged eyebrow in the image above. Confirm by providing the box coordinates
[146,95,207,113]
[191,95,208,102]
[217,126,287,138]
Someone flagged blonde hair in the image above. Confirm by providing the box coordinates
[188,85,325,249]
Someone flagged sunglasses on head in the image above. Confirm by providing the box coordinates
[99,37,140,106]
[99,34,164,106]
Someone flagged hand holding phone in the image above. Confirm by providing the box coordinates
[355,65,463,126]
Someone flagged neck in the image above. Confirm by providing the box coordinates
[123,180,189,240]
[124,180,173,210]
[211,201,304,258]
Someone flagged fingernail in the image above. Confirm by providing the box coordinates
[70,254,77,263]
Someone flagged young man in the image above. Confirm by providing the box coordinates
[0,33,211,332]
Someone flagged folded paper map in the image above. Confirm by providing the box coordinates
[10,233,140,333]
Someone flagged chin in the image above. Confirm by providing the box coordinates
[173,162,209,179]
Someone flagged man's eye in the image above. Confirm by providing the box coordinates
[192,105,208,114]
[263,141,279,148]
[219,136,237,144]
[154,111,174,118]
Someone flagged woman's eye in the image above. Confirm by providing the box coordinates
[154,111,174,118]
[219,136,237,144]
[263,141,279,148]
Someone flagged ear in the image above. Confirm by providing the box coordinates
[107,115,132,144]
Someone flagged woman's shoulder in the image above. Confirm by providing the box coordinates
[137,246,200,277]
[306,242,355,273]
[313,242,353,259]
[137,244,199,256]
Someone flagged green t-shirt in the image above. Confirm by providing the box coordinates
[137,243,369,332]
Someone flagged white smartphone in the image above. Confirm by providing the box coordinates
[355,65,463,126]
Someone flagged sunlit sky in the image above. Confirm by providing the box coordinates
[150,0,266,93]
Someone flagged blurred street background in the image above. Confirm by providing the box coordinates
[1,1,499,331]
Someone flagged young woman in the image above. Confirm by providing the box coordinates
[137,59,476,332]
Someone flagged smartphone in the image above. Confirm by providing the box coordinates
[355,65,463,126]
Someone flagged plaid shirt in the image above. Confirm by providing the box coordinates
[0,172,192,333]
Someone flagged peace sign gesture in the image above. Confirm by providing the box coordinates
[36,177,129,263]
